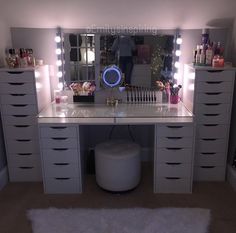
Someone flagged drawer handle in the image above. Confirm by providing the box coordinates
[18,153,32,156]
[19,166,34,169]
[54,163,69,166]
[205,92,221,95]
[13,115,28,117]
[204,103,220,106]
[201,152,216,155]
[55,177,70,180]
[201,166,215,169]
[166,137,182,139]
[203,124,218,127]
[8,82,24,85]
[50,126,67,129]
[52,148,69,151]
[165,177,181,180]
[16,139,31,142]
[207,70,223,73]
[202,138,217,141]
[11,104,27,107]
[10,94,26,96]
[14,125,30,128]
[166,148,182,150]
[203,114,219,116]
[166,162,182,165]
[206,81,222,84]
[51,137,68,140]
[167,126,183,129]
[7,71,24,74]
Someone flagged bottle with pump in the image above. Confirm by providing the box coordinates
[195,45,201,65]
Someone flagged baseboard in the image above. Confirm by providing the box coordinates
[0,166,8,190]
[227,165,236,191]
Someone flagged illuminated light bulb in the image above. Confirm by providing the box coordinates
[55,48,62,55]
[56,60,62,66]
[188,84,194,91]
[176,37,182,45]
[175,50,181,56]
[174,73,179,80]
[58,82,63,90]
[55,36,61,43]
[36,82,42,89]
[57,71,63,78]
[174,61,180,68]
[84,50,95,63]
[34,71,40,78]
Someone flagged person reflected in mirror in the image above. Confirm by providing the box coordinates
[111,35,136,85]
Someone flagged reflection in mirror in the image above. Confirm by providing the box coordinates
[100,35,174,88]
[64,33,175,89]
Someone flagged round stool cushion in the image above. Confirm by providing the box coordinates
[95,140,141,191]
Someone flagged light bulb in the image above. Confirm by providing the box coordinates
[55,36,61,43]
[175,50,181,56]
[176,37,182,45]
[57,71,63,78]
[58,82,63,90]
[174,61,180,68]
[34,71,40,78]
[55,48,62,55]
[174,73,179,80]
[56,60,62,66]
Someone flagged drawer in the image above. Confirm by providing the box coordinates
[42,149,79,163]
[194,166,225,181]
[155,148,192,163]
[196,81,232,93]
[196,70,234,82]
[8,165,42,182]
[196,112,229,124]
[196,138,227,153]
[156,137,193,148]
[195,152,226,166]
[196,124,228,138]
[0,82,35,94]
[1,104,38,115]
[156,163,192,178]
[156,125,193,137]
[3,115,37,125]
[195,93,231,104]
[155,177,191,193]
[44,177,81,194]
[195,103,230,114]
[43,162,79,177]
[41,138,78,149]
[4,125,38,139]
[40,126,77,138]
[0,70,34,82]
[0,94,36,104]
[7,153,40,165]
[7,139,39,154]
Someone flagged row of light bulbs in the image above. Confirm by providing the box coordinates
[174,35,182,80]
[55,34,64,89]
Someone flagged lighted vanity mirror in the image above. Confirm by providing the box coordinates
[64,32,174,89]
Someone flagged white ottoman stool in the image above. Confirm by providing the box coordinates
[95,140,141,192]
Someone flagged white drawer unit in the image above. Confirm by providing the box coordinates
[39,124,82,194]
[183,65,235,181]
[0,66,51,182]
[154,123,194,193]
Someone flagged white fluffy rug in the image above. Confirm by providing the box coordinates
[28,208,210,233]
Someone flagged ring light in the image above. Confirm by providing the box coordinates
[102,65,122,88]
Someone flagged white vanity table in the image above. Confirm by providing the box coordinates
[38,102,194,194]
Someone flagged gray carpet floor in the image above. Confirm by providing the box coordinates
[0,163,236,233]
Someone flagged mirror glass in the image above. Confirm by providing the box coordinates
[64,33,174,88]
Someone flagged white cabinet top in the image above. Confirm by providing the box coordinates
[186,64,236,71]
[38,102,193,124]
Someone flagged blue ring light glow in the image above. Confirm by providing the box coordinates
[102,65,122,88]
